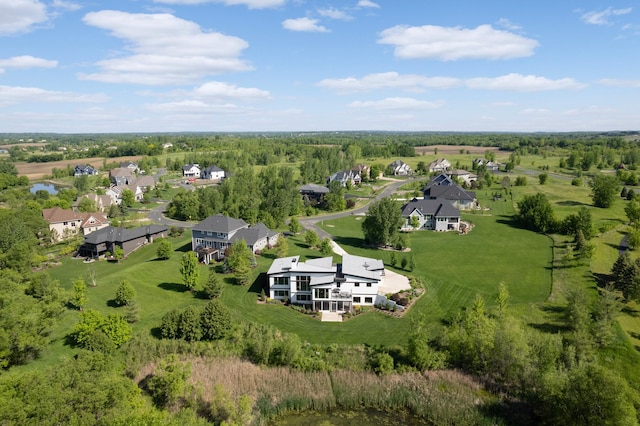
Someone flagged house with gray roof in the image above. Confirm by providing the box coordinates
[202,165,225,181]
[401,198,461,231]
[74,164,98,176]
[423,173,477,210]
[267,253,383,312]
[191,214,279,263]
[77,224,167,259]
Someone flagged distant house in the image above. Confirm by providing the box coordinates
[473,158,500,172]
[120,161,139,174]
[74,164,98,176]
[73,193,117,213]
[106,184,143,204]
[400,199,461,232]
[162,142,173,150]
[351,164,371,180]
[131,175,156,191]
[446,169,478,186]
[191,214,280,263]
[78,225,168,259]
[299,183,330,206]
[182,164,201,178]
[388,160,412,176]
[327,169,361,187]
[428,158,450,173]
[267,253,384,312]
[42,207,109,241]
[202,165,225,181]
[423,184,477,210]
[109,168,135,186]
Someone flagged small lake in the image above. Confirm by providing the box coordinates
[30,183,59,195]
[270,409,426,425]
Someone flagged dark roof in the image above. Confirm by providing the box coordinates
[204,165,224,173]
[182,163,200,171]
[425,173,455,188]
[83,225,167,244]
[231,222,279,246]
[299,183,330,194]
[401,199,460,218]
[426,185,476,202]
[192,214,248,234]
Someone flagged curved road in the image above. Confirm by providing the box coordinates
[299,177,428,240]
[146,177,427,238]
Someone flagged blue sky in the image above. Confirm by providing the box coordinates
[1,0,639,133]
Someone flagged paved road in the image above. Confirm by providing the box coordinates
[147,201,198,228]
[299,177,428,240]
[146,176,427,236]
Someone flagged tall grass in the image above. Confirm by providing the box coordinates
[145,356,508,425]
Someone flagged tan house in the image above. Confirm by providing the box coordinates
[73,193,117,213]
[42,207,109,241]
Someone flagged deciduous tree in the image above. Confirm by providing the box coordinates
[156,238,173,260]
[180,251,199,292]
[590,174,620,208]
[516,193,556,233]
[114,279,136,306]
[362,197,403,247]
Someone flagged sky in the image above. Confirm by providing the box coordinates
[1,0,639,133]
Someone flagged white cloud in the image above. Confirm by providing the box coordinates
[357,0,380,8]
[496,18,521,31]
[581,7,632,25]
[465,73,585,91]
[80,11,250,85]
[598,78,640,87]
[349,97,443,110]
[152,0,285,9]
[0,0,48,35]
[317,71,460,93]
[147,100,245,114]
[0,85,108,106]
[192,81,271,100]
[0,55,57,71]
[318,7,352,21]
[378,24,539,60]
[51,0,81,11]
[282,17,329,32]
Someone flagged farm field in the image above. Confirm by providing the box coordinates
[15,155,144,180]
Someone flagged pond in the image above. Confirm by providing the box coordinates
[270,409,426,426]
[30,183,59,195]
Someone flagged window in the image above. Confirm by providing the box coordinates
[274,290,289,298]
[354,283,360,287]
[336,282,341,288]
[353,297,361,303]
[296,276,311,291]
[63,221,68,226]
[366,283,371,287]
[365,297,373,304]
[273,277,289,286]
[297,294,311,301]
[314,288,329,299]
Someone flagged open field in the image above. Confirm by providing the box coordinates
[15,155,144,180]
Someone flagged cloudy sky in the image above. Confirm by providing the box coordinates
[1,0,639,133]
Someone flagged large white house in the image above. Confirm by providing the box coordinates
[267,253,383,312]
[400,198,461,232]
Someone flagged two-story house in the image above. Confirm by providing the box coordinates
[182,164,201,178]
[400,198,461,232]
[109,167,135,186]
[202,165,225,181]
[74,164,98,176]
[191,214,279,263]
[428,158,451,173]
[388,160,412,176]
[42,207,109,241]
[327,169,361,187]
[267,253,383,312]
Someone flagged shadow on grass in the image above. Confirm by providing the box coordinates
[592,272,612,287]
[248,273,267,295]
[106,299,121,308]
[176,242,191,253]
[495,215,529,231]
[150,326,163,339]
[158,282,188,292]
[557,200,588,207]
[332,236,364,250]
[622,306,640,317]
[529,321,569,334]
[480,399,537,426]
